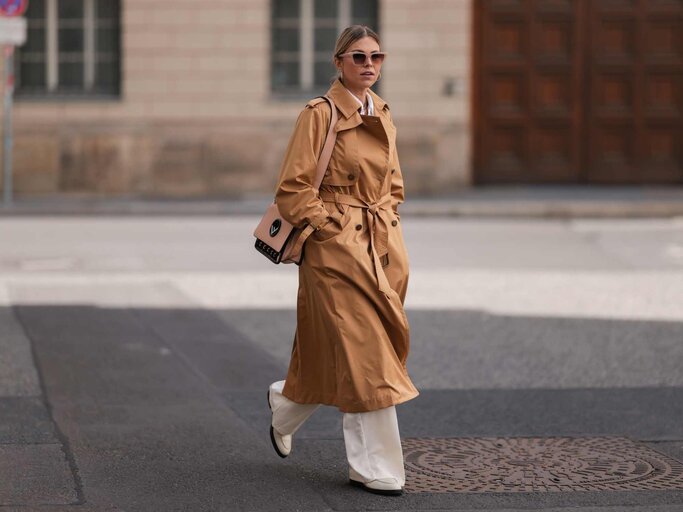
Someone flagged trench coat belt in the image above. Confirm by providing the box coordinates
[319,191,393,295]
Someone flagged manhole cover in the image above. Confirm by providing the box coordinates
[402,436,683,493]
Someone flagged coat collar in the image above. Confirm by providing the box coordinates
[325,78,387,120]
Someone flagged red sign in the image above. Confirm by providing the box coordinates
[0,0,28,17]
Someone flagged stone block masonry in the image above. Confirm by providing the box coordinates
[0,0,472,198]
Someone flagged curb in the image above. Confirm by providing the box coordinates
[1,187,682,218]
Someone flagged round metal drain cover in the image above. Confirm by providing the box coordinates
[402,436,683,493]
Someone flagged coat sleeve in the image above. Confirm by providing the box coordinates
[274,103,331,231]
[386,109,405,219]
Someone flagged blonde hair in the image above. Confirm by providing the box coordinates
[331,25,381,84]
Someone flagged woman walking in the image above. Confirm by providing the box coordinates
[267,25,419,496]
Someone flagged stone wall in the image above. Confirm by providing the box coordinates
[1,0,472,198]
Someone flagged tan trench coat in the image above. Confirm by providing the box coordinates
[275,77,419,413]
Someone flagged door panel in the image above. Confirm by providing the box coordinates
[475,0,581,183]
[474,0,683,184]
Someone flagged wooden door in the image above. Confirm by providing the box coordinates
[585,0,683,183]
[474,0,683,184]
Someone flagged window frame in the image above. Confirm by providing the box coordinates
[16,0,122,101]
[270,0,380,101]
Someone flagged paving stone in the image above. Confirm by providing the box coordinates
[0,444,77,506]
[0,397,56,444]
[0,307,41,397]
[12,299,334,512]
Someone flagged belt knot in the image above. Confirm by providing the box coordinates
[318,191,394,295]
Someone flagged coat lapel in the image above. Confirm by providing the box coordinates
[325,79,362,133]
[324,78,395,169]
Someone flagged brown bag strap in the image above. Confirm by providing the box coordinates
[312,95,338,191]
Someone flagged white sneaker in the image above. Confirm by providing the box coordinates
[348,467,403,496]
[267,388,292,457]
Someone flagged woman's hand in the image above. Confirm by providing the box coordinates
[313,209,345,242]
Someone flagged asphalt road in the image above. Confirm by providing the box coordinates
[1,215,682,511]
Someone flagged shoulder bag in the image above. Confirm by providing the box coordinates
[253,95,338,265]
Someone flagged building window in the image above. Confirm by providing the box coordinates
[16,0,121,99]
[271,0,378,96]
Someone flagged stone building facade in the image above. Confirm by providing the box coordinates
[4,0,680,198]
[2,0,471,198]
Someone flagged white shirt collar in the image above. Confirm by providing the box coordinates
[346,89,374,116]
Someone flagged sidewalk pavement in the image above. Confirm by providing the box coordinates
[1,215,682,511]
[1,186,682,217]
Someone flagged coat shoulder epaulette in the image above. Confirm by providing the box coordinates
[305,97,327,109]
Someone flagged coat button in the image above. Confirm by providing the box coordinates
[355,224,362,230]
[391,220,398,226]
[348,173,355,180]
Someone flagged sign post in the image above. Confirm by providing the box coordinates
[0,0,28,207]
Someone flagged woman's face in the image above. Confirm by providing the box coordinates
[335,36,383,91]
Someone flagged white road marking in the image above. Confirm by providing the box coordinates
[1,270,682,322]
[19,257,78,271]
[664,245,683,263]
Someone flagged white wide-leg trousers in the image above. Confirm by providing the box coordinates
[268,380,406,487]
